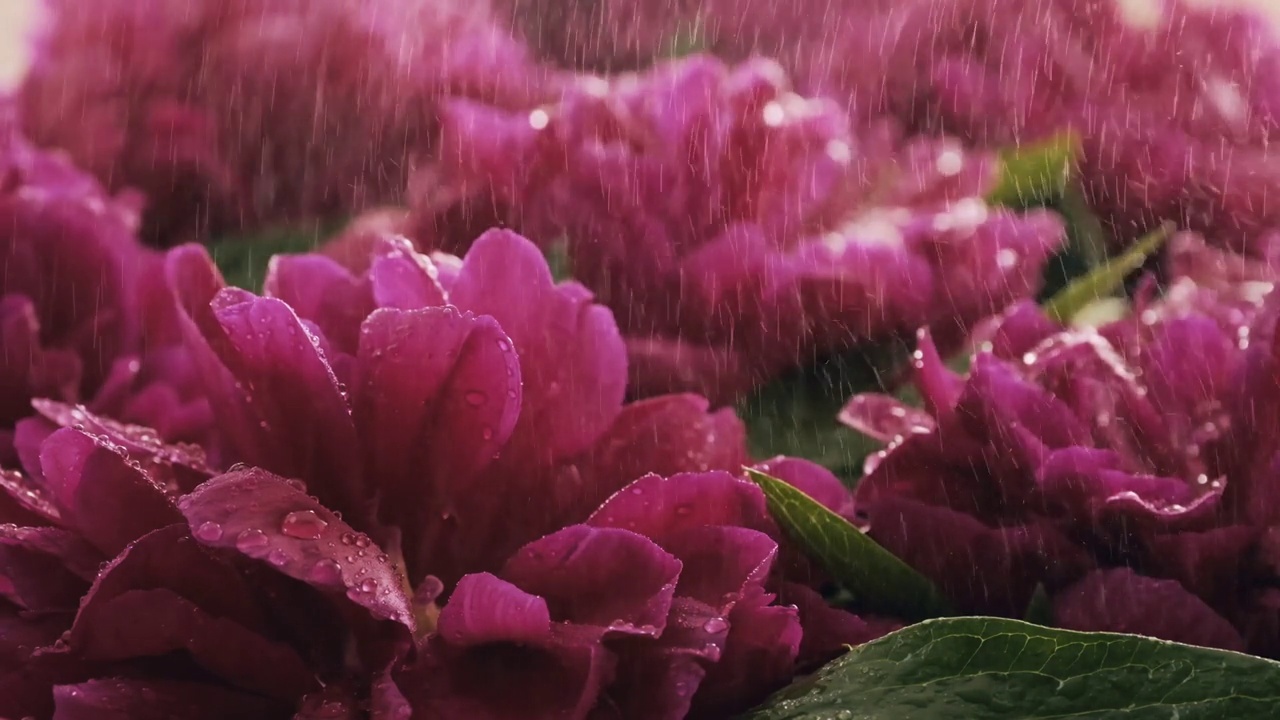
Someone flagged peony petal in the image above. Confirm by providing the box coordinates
[32,400,212,493]
[367,235,448,310]
[866,495,1093,616]
[52,678,287,720]
[660,526,778,613]
[62,525,316,699]
[264,253,373,356]
[588,472,774,542]
[0,525,98,612]
[1037,447,1223,532]
[838,393,936,444]
[779,582,902,670]
[573,395,749,514]
[692,589,801,716]
[1144,526,1261,606]
[177,468,414,631]
[448,229,628,467]
[437,573,552,647]
[206,291,365,524]
[1053,568,1246,652]
[353,306,520,528]
[0,466,61,526]
[38,427,182,557]
[500,525,680,636]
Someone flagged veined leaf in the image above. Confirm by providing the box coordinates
[744,469,950,620]
[742,617,1280,719]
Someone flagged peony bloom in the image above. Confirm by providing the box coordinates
[403,464,898,719]
[0,111,209,465]
[410,55,1065,404]
[2,226,890,716]
[696,0,1280,254]
[840,245,1280,655]
[19,0,554,243]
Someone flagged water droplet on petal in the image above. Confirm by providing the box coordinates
[235,528,269,554]
[267,548,289,567]
[353,534,371,549]
[308,558,343,584]
[464,390,487,407]
[359,578,378,593]
[702,617,729,634]
[281,510,328,540]
[194,521,223,542]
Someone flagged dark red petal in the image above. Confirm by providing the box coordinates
[353,306,519,539]
[52,678,287,720]
[780,582,902,670]
[448,228,628,468]
[838,394,936,444]
[38,427,182,557]
[661,526,778,613]
[437,573,552,647]
[573,395,749,517]
[867,496,1093,615]
[1054,568,1246,652]
[692,589,801,716]
[177,468,415,631]
[0,524,98,612]
[588,472,774,542]
[206,291,365,524]
[63,527,315,699]
[367,235,448,310]
[500,525,680,635]
[0,467,61,526]
[32,400,212,493]
[264,253,373,355]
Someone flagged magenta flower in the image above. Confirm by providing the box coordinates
[0,112,209,465]
[698,0,1280,254]
[2,225,892,716]
[171,227,747,592]
[411,54,1064,403]
[401,465,897,719]
[19,0,555,243]
[841,258,1280,655]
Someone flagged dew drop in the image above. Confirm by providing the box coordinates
[194,521,223,542]
[340,532,356,545]
[464,390,488,407]
[481,426,494,440]
[702,617,729,634]
[353,534,371,549]
[235,528,270,554]
[281,510,328,540]
[267,548,289,567]
[308,558,343,584]
[359,578,378,593]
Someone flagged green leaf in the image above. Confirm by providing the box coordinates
[544,238,573,283]
[742,617,1280,719]
[1041,221,1173,324]
[987,131,1080,208]
[744,469,951,620]
[209,220,344,291]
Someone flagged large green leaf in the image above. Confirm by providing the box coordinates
[745,469,950,620]
[987,132,1080,209]
[1041,221,1172,324]
[742,617,1280,719]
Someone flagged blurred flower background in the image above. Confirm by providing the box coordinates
[6,0,1280,718]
